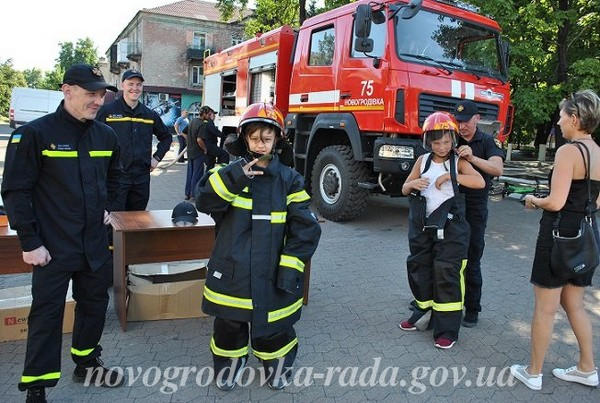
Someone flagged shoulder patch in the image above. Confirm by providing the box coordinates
[10,134,22,144]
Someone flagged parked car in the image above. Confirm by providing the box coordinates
[9,87,63,128]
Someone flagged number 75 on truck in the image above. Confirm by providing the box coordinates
[203,0,513,221]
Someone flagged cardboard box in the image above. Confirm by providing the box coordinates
[127,260,209,321]
[0,282,75,342]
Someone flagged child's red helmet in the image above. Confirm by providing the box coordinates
[422,111,459,151]
[239,102,285,136]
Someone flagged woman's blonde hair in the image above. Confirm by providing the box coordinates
[559,89,600,134]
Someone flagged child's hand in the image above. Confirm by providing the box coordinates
[411,177,430,191]
[435,173,450,189]
[242,158,264,178]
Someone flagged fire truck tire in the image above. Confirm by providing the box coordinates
[311,145,369,221]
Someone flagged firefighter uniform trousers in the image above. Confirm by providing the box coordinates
[18,260,111,391]
[211,318,298,377]
[406,153,469,341]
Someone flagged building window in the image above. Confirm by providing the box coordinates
[309,26,335,66]
[232,36,243,46]
[193,32,206,49]
[192,65,203,86]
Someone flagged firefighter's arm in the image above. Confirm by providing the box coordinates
[195,160,250,215]
[0,128,44,252]
[456,158,485,189]
[401,155,428,195]
[106,131,123,211]
[276,174,322,295]
[152,112,172,162]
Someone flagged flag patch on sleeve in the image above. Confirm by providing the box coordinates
[11,134,22,143]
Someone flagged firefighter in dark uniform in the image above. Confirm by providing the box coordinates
[199,105,229,171]
[96,69,172,211]
[1,64,124,403]
[453,100,505,327]
[195,103,321,391]
[399,112,484,349]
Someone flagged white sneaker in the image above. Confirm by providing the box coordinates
[552,366,599,387]
[510,364,542,391]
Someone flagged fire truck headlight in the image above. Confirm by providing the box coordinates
[378,145,414,159]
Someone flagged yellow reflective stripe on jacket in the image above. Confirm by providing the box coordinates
[242,186,249,193]
[460,259,467,302]
[209,171,236,202]
[267,298,303,323]
[203,286,253,310]
[70,347,95,356]
[210,337,249,358]
[271,211,287,223]
[253,337,298,360]
[105,117,154,124]
[20,372,61,383]
[232,196,252,210]
[209,164,227,174]
[42,150,78,158]
[279,254,304,272]
[89,151,113,157]
[286,190,310,205]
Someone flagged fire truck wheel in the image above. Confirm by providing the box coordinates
[311,145,369,221]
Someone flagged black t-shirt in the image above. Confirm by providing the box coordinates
[458,129,505,201]
[183,118,206,159]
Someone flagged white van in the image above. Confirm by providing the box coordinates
[9,87,64,128]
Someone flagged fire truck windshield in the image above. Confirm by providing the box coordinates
[394,9,506,81]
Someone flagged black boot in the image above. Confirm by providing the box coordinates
[214,356,247,391]
[462,311,479,328]
[25,387,46,403]
[73,357,124,387]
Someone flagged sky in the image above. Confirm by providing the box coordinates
[1,0,207,71]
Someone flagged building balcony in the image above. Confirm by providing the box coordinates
[127,42,141,61]
[186,46,215,61]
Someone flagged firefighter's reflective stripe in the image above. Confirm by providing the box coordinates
[70,347,95,356]
[105,117,154,124]
[286,190,310,205]
[203,286,253,310]
[42,150,78,158]
[253,337,298,360]
[89,150,113,157]
[232,196,252,210]
[209,164,227,174]
[267,298,303,323]
[279,255,304,272]
[20,372,61,384]
[210,337,248,358]
[459,259,467,302]
[415,299,433,310]
[252,212,287,223]
[414,261,466,312]
[209,171,235,202]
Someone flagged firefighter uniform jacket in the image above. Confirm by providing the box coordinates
[196,156,321,337]
[97,97,171,184]
[1,102,121,271]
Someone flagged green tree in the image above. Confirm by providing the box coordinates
[244,0,299,37]
[23,68,44,88]
[0,59,27,117]
[470,0,600,145]
[55,37,98,72]
[40,67,65,91]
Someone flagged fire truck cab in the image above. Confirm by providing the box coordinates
[203,0,513,221]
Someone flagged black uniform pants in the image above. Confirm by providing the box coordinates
[211,318,297,378]
[407,217,470,341]
[113,181,150,211]
[18,260,111,391]
[464,203,488,313]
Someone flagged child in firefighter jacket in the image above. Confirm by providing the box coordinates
[195,103,321,390]
[399,112,484,349]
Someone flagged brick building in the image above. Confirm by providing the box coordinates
[103,0,250,126]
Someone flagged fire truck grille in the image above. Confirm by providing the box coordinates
[418,94,499,127]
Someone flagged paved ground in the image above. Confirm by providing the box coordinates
[1,141,599,402]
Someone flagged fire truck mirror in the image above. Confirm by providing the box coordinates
[354,38,374,54]
[401,0,423,20]
[354,4,372,39]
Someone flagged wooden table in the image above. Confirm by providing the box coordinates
[111,210,215,331]
[0,226,32,274]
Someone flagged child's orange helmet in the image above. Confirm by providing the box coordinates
[239,102,285,136]
[422,111,459,151]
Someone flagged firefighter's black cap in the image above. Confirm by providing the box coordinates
[454,100,479,122]
[122,69,145,82]
[171,201,198,226]
[62,64,118,92]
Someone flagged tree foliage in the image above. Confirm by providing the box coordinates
[23,68,44,89]
[41,38,98,91]
[470,0,600,143]
[0,59,27,117]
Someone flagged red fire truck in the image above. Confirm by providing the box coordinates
[203,0,513,221]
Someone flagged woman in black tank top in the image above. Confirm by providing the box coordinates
[511,90,600,390]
